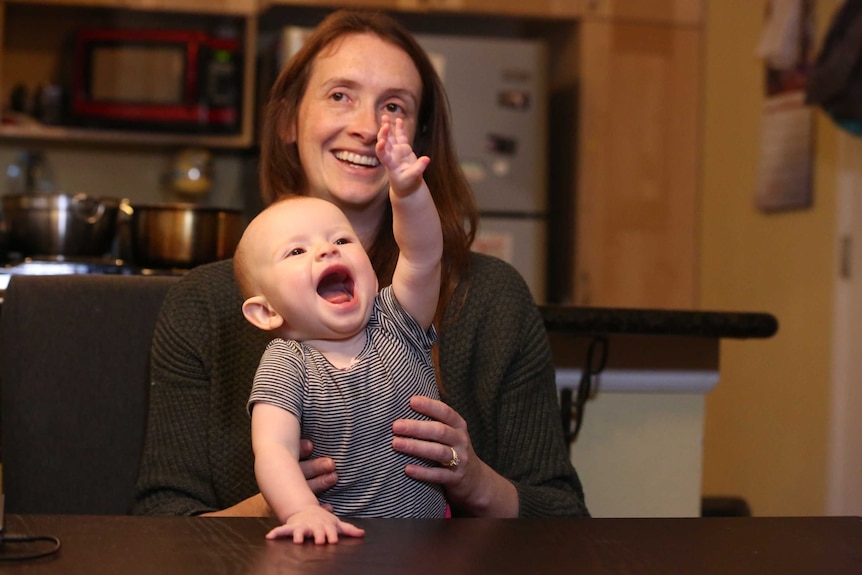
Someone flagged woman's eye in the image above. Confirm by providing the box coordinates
[384,102,404,114]
[330,92,345,102]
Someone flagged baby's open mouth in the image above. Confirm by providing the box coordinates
[317,269,355,304]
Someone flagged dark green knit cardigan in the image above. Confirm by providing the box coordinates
[133,253,589,517]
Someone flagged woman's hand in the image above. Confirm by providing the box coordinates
[297,438,339,494]
[391,396,518,518]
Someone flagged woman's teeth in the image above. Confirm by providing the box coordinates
[334,151,380,167]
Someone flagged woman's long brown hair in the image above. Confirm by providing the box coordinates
[259,9,478,324]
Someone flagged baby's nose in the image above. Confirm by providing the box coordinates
[316,243,339,259]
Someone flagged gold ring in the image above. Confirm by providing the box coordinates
[444,447,460,469]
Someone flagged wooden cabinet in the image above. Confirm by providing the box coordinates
[0,0,258,148]
[259,0,400,11]
[582,0,703,24]
[437,0,580,18]
[120,0,256,15]
[2,0,256,16]
[261,0,580,18]
[574,14,702,309]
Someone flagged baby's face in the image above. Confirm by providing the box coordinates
[244,197,377,342]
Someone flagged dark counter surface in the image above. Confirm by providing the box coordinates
[4,515,861,575]
[540,305,778,340]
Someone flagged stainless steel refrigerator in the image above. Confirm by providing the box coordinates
[416,33,549,303]
[277,28,550,302]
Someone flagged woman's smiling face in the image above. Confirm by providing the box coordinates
[291,32,423,219]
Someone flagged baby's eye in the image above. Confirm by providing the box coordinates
[334,238,350,245]
[288,247,305,256]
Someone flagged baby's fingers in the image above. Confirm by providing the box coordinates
[398,155,430,181]
[338,519,366,539]
[391,117,411,145]
[265,523,296,540]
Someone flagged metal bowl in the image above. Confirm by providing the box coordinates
[1,193,121,258]
[127,202,242,269]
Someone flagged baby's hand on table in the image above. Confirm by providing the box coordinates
[266,505,365,544]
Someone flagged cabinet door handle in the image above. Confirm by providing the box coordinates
[840,235,852,280]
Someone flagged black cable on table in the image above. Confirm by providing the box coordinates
[0,533,63,561]
[0,494,62,561]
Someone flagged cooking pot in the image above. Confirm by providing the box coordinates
[1,193,121,258]
[126,202,243,269]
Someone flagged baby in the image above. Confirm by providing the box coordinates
[234,116,446,544]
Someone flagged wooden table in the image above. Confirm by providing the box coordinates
[1,515,860,574]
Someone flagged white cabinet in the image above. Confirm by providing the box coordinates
[551,332,719,517]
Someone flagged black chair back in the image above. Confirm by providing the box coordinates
[0,274,178,514]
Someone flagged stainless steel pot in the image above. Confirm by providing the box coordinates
[1,193,121,258]
[127,202,242,269]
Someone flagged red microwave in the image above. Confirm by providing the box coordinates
[70,28,241,133]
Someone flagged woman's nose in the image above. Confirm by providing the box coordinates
[348,105,379,143]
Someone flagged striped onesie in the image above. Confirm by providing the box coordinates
[247,285,447,518]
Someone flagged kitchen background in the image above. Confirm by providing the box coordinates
[0,3,567,299]
[0,147,249,211]
[701,0,859,518]
[0,0,859,519]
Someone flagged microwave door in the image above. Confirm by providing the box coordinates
[89,44,186,106]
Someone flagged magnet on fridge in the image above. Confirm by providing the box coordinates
[460,160,487,184]
[498,90,531,111]
[486,134,517,155]
[491,159,511,177]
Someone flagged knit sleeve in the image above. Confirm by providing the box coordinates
[133,260,268,516]
[439,254,589,517]
[499,295,590,517]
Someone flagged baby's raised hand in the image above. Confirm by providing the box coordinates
[376,115,430,198]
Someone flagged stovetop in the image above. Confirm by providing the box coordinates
[3,256,129,273]
[0,256,187,291]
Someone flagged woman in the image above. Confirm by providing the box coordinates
[133,9,588,519]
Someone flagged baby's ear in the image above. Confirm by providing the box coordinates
[242,296,284,331]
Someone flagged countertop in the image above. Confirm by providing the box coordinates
[541,306,778,394]
[539,305,778,340]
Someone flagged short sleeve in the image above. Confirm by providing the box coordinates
[246,338,307,419]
